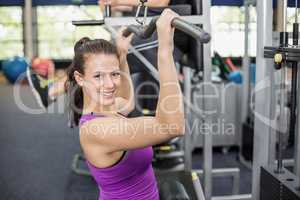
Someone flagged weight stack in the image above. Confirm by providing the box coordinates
[260,166,300,200]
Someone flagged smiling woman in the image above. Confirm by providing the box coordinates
[65,35,135,126]
[76,52,122,110]
[64,10,185,200]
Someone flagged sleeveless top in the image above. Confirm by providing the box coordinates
[79,113,159,200]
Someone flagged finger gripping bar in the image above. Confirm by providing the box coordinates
[123,16,211,43]
[172,18,211,43]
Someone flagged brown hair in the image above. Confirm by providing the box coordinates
[65,37,118,127]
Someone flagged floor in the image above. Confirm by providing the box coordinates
[0,84,294,200]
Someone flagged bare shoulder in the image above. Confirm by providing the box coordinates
[81,142,124,169]
[79,121,125,168]
[78,117,114,149]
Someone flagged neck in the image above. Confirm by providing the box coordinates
[82,95,117,115]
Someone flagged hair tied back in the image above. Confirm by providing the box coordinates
[74,37,91,53]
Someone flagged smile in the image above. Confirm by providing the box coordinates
[99,91,115,98]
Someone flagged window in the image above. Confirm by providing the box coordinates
[37,5,111,59]
[0,6,23,59]
[287,7,299,32]
[211,6,257,57]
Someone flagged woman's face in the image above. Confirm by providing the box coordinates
[81,53,121,107]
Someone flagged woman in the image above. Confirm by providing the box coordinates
[66,9,184,200]
[26,0,172,110]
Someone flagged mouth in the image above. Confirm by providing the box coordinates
[99,90,115,99]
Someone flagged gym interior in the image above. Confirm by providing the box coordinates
[0,0,300,200]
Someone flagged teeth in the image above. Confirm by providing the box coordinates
[102,92,114,97]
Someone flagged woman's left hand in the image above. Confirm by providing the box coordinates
[116,27,134,56]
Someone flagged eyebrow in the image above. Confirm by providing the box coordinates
[93,70,121,74]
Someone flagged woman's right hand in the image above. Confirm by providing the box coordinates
[156,9,179,51]
[116,27,134,56]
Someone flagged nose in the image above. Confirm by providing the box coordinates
[103,74,115,89]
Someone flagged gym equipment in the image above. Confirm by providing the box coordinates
[252,0,300,199]
[104,4,111,17]
[239,0,256,169]
[160,180,190,200]
[240,117,254,163]
[153,138,185,171]
[153,157,184,171]
[178,2,246,199]
[260,166,300,200]
[31,58,54,77]
[251,0,274,188]
[155,170,205,200]
[134,0,148,26]
[2,56,29,84]
[72,15,204,26]
[71,153,91,176]
[122,17,210,43]
[263,0,298,174]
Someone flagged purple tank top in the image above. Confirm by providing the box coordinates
[79,113,159,200]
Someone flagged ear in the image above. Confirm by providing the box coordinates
[74,71,84,87]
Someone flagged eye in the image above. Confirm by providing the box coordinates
[112,72,121,77]
[94,73,104,79]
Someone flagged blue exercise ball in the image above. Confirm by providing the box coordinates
[2,56,29,84]
[229,71,243,84]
